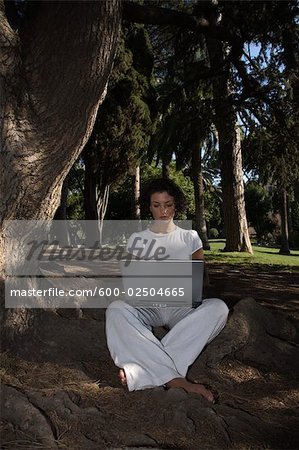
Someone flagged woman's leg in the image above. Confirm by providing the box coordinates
[106,300,181,391]
[161,298,229,377]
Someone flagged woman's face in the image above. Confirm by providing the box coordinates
[149,191,175,221]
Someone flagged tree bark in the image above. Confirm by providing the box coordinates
[97,185,110,246]
[206,37,252,254]
[1,0,121,223]
[191,141,210,250]
[218,120,252,253]
[0,0,121,341]
[132,165,141,220]
[162,162,170,179]
[279,188,290,255]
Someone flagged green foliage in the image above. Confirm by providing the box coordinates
[289,231,299,250]
[203,188,222,232]
[107,160,222,228]
[67,161,84,219]
[66,0,298,235]
[87,23,156,194]
[106,177,132,220]
[67,193,84,220]
[107,162,195,220]
[243,123,299,190]
[237,1,299,194]
[290,182,299,233]
[68,23,157,220]
[289,184,299,249]
[244,182,275,243]
[147,20,214,169]
[126,25,154,78]
[143,163,195,218]
[209,228,219,239]
[291,202,299,232]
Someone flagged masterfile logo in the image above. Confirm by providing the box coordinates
[4,219,192,308]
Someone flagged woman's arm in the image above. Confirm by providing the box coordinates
[192,248,204,260]
[192,247,209,287]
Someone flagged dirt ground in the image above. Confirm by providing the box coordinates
[205,263,299,319]
[1,263,299,450]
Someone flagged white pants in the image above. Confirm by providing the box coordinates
[106,299,229,391]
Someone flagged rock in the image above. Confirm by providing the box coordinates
[164,387,188,401]
[163,402,196,434]
[185,400,231,448]
[215,404,294,449]
[195,297,299,375]
[1,385,56,447]
[125,433,159,447]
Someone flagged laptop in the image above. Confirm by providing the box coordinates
[120,260,204,308]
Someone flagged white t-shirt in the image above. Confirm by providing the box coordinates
[126,226,202,260]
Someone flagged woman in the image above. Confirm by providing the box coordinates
[106,178,229,403]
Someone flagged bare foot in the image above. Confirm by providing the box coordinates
[165,377,215,403]
[118,368,127,386]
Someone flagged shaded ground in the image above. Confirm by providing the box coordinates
[1,263,299,449]
[205,263,299,319]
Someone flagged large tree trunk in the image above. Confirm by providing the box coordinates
[218,121,252,253]
[206,37,252,254]
[191,141,210,250]
[0,0,121,224]
[0,0,122,341]
[279,188,290,255]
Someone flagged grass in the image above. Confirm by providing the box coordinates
[205,239,299,271]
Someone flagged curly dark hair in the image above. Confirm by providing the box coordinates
[141,178,187,215]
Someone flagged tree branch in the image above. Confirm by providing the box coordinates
[123,1,235,43]
[243,51,263,74]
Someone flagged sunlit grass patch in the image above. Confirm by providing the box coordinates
[205,239,299,271]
